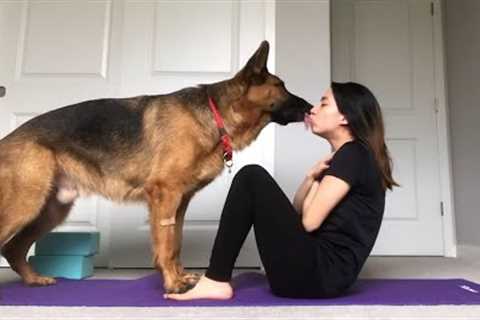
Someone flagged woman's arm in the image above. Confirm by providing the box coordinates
[293,175,315,214]
[293,152,335,214]
[302,179,320,211]
[301,175,350,232]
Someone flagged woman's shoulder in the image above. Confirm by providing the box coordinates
[333,140,369,160]
[343,141,384,192]
[327,140,381,189]
[322,140,371,187]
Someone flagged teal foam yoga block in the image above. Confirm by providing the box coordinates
[35,232,100,256]
[29,255,94,280]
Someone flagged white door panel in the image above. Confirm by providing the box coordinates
[110,0,274,268]
[0,0,120,266]
[0,0,273,268]
[332,0,444,254]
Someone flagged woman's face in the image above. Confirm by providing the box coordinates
[305,88,348,137]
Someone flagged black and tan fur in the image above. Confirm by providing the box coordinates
[0,41,312,293]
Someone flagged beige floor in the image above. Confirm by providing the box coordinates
[1,245,480,319]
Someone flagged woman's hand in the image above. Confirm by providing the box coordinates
[306,152,335,180]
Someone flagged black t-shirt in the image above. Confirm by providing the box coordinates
[312,140,385,292]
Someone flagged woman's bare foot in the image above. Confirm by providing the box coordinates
[164,275,233,301]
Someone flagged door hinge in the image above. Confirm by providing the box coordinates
[434,97,439,113]
[430,2,434,16]
[440,201,444,216]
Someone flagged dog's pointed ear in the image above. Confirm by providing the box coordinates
[244,40,270,75]
[248,40,269,73]
[234,41,269,86]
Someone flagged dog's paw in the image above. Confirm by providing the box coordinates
[24,275,57,286]
[165,279,196,294]
[181,272,201,286]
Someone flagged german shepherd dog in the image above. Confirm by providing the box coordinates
[0,41,312,293]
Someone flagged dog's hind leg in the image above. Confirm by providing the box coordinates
[1,188,74,286]
[0,143,57,284]
[0,184,52,249]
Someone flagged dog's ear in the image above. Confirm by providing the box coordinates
[235,41,269,81]
[246,40,269,74]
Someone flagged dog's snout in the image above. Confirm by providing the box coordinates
[270,92,313,125]
[300,99,313,113]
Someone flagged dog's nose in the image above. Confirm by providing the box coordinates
[303,102,314,112]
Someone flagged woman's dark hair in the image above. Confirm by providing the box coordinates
[331,81,399,191]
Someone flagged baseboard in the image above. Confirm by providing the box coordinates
[457,244,480,258]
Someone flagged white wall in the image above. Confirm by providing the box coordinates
[274,0,331,199]
[444,0,480,247]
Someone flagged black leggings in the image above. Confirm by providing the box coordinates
[205,164,323,298]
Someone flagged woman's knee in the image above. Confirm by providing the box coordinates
[234,164,271,184]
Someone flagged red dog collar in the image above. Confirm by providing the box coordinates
[208,96,233,171]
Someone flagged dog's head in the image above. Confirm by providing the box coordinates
[235,41,313,125]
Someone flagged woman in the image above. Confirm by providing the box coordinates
[165,82,398,300]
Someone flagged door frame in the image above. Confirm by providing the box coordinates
[433,0,457,257]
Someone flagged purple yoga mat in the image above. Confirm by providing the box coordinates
[1,272,480,306]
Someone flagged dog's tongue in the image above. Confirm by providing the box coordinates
[304,114,312,130]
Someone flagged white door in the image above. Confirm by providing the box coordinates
[109,0,273,268]
[332,0,444,254]
[0,0,272,268]
[0,0,121,266]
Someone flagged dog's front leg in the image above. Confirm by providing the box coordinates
[145,181,190,294]
[173,193,201,286]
